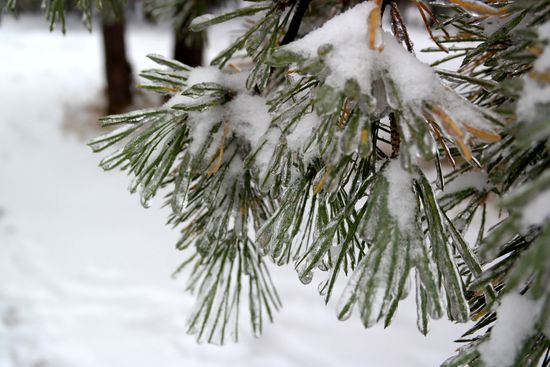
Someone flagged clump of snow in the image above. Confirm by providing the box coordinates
[381,36,441,105]
[166,67,273,168]
[282,2,494,134]
[197,93,272,163]
[384,160,417,231]
[187,107,223,156]
[227,94,271,148]
[222,146,246,185]
[521,188,550,228]
[254,127,281,178]
[282,2,378,94]
[479,293,543,367]
[187,66,225,86]
[163,67,238,109]
[286,111,321,152]
[516,20,550,123]
[505,170,550,229]
[517,79,550,123]
[443,171,489,194]
[533,21,550,69]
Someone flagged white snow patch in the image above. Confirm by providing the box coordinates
[254,127,281,179]
[479,293,543,367]
[187,66,224,86]
[187,107,224,156]
[286,111,321,155]
[384,160,416,231]
[227,94,271,149]
[444,171,489,194]
[184,93,272,163]
[521,188,550,228]
[166,67,273,166]
[517,78,550,123]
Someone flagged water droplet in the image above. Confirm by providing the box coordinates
[298,271,313,285]
[140,194,153,208]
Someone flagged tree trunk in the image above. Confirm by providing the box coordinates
[102,17,133,114]
[173,30,204,67]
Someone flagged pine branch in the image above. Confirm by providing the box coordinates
[80,0,550,360]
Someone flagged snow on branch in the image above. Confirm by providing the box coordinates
[272,2,500,162]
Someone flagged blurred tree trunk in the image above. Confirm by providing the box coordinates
[173,30,204,67]
[172,0,215,67]
[102,17,133,114]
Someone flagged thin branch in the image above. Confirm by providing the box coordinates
[414,0,449,53]
[280,0,312,46]
[389,112,401,158]
[389,0,414,54]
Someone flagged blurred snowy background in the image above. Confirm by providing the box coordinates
[0,7,468,367]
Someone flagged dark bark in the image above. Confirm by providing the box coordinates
[171,0,209,66]
[102,17,133,114]
[173,31,204,67]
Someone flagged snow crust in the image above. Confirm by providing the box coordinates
[384,160,416,231]
[479,293,543,367]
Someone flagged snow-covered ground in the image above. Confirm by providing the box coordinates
[0,14,467,367]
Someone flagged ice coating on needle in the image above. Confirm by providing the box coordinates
[286,110,322,165]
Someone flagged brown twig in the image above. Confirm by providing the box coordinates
[428,119,456,167]
[389,112,401,158]
[389,1,415,54]
[415,0,450,39]
[414,0,449,53]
